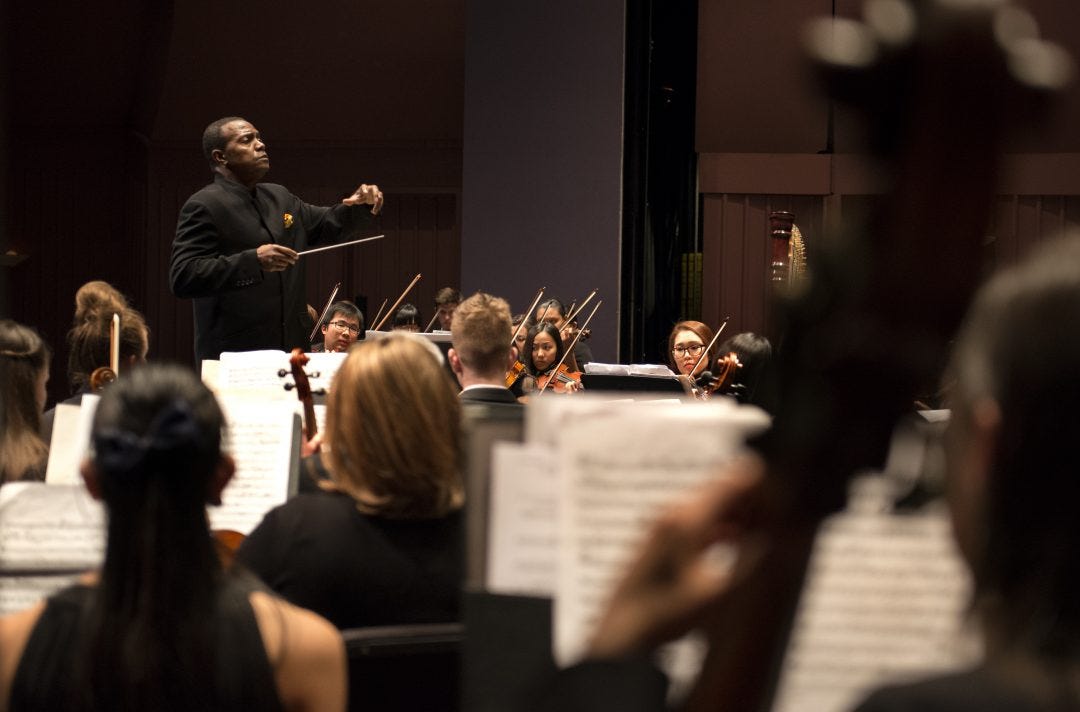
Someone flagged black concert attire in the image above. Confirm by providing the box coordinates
[236,490,462,630]
[9,576,284,712]
[170,174,376,362]
[459,385,521,406]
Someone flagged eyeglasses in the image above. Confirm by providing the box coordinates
[672,344,706,357]
[328,320,361,335]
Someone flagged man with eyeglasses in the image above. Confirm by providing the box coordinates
[314,301,364,353]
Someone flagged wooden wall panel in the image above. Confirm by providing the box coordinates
[702,181,1080,348]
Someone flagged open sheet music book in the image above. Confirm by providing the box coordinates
[487,395,771,694]
[770,478,979,712]
[0,483,105,615]
[38,388,302,538]
[204,349,348,395]
[45,396,100,485]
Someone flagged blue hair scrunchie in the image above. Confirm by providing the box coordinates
[92,400,203,476]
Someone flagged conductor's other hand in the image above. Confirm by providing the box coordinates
[257,244,299,272]
[342,183,384,215]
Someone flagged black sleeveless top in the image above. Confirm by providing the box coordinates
[9,574,285,712]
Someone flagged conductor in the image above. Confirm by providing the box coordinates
[170,116,384,362]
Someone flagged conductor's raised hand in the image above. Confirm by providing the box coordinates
[256,244,299,272]
[342,183,384,215]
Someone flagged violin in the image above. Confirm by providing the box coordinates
[505,360,527,388]
[536,300,601,395]
[536,363,583,394]
[279,348,321,440]
[692,352,742,400]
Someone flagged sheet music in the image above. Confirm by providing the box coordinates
[201,359,221,390]
[771,491,979,712]
[552,400,771,669]
[486,443,559,596]
[583,363,677,377]
[210,397,299,534]
[0,483,105,571]
[218,350,347,395]
[0,574,84,615]
[45,396,100,485]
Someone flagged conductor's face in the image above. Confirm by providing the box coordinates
[217,120,270,185]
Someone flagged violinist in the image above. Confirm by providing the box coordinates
[524,323,581,394]
[434,287,462,331]
[535,298,593,369]
[391,303,422,333]
[41,282,150,444]
[716,332,773,411]
[667,320,715,379]
[312,300,363,353]
[449,292,521,408]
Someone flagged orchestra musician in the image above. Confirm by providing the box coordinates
[391,303,422,333]
[539,235,1080,712]
[667,320,715,379]
[535,298,593,369]
[169,116,384,362]
[41,284,151,443]
[434,287,462,331]
[0,320,51,485]
[312,301,364,353]
[715,332,773,411]
[449,292,520,407]
[523,322,581,394]
[0,364,345,710]
[235,335,464,630]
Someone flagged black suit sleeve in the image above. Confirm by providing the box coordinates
[170,198,265,299]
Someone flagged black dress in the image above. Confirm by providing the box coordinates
[236,490,463,630]
[9,575,284,712]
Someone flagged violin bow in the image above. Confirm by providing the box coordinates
[308,282,342,343]
[423,312,440,333]
[510,287,546,347]
[372,273,422,331]
[370,298,389,332]
[564,288,598,324]
[538,300,601,394]
[688,315,731,376]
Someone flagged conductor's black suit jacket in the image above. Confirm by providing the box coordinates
[170,174,375,362]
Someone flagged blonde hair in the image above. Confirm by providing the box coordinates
[450,292,512,378]
[325,335,463,518]
[0,320,50,483]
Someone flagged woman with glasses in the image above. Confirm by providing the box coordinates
[667,320,715,379]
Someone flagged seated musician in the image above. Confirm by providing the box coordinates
[391,303,421,333]
[434,287,463,331]
[715,332,773,410]
[532,236,1080,711]
[42,281,150,443]
[449,292,520,407]
[236,335,464,630]
[0,364,345,710]
[312,300,363,353]
[523,322,580,393]
[667,320,715,379]
[0,320,51,485]
[535,298,593,369]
